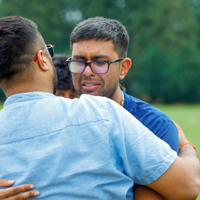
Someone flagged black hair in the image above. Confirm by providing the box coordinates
[0,16,42,80]
[70,17,129,58]
[52,55,75,91]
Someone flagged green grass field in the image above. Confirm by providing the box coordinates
[0,102,200,199]
[155,104,200,200]
[155,104,200,156]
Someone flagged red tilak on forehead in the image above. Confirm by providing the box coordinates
[84,45,91,59]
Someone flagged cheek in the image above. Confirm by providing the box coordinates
[72,74,80,88]
[103,69,119,86]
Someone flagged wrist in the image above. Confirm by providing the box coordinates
[179,142,196,150]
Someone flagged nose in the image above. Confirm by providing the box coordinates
[82,63,95,77]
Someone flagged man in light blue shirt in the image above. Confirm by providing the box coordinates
[0,92,176,199]
[0,16,199,200]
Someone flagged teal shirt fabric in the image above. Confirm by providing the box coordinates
[0,92,177,199]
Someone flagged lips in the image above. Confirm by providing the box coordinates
[81,81,101,92]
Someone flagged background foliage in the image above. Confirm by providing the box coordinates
[0,0,200,103]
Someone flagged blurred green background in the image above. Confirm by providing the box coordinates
[0,0,200,103]
[0,1,200,199]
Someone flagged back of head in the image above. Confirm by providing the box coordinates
[52,54,73,91]
[70,17,129,58]
[0,16,43,81]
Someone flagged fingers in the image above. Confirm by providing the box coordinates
[0,180,14,187]
[6,190,40,200]
[0,184,40,200]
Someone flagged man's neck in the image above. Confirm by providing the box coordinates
[4,83,53,98]
[111,87,124,107]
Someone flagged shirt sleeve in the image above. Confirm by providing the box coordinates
[106,99,177,185]
[151,119,179,153]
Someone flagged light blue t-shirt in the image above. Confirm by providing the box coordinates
[0,92,177,200]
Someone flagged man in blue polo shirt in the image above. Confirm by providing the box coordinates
[67,16,179,199]
[69,16,178,152]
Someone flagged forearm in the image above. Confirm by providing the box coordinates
[178,143,200,193]
[147,144,200,200]
[171,122,200,199]
[179,141,199,161]
[177,121,200,193]
[147,155,200,200]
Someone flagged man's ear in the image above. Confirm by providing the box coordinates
[119,58,132,80]
[36,50,49,71]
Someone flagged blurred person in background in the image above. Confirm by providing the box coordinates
[53,54,79,99]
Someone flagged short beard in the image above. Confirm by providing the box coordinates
[52,67,58,95]
[76,86,118,100]
[48,56,58,95]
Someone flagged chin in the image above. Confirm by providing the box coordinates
[82,90,99,96]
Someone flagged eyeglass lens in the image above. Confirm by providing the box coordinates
[68,59,123,74]
[69,61,108,74]
[46,45,55,58]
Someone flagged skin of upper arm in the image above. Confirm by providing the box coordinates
[134,185,166,200]
[147,156,198,200]
[133,121,178,200]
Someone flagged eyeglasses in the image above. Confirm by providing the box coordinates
[34,44,55,62]
[66,58,123,74]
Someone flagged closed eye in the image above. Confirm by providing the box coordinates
[94,60,107,66]
[71,61,85,66]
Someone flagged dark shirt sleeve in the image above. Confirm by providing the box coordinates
[124,92,179,153]
[145,118,179,152]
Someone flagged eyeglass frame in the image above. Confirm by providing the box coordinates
[34,44,55,62]
[66,58,123,74]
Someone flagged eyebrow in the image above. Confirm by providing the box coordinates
[72,55,86,60]
[72,55,111,61]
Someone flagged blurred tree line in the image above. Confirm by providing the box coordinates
[0,0,200,103]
